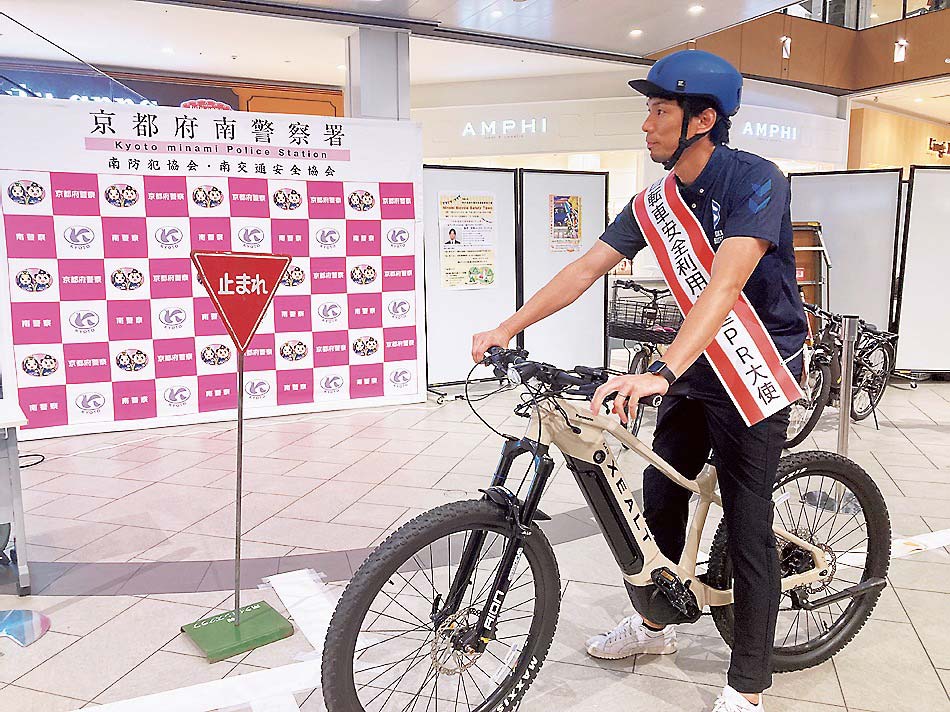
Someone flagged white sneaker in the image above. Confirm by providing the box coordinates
[712,685,764,711]
[584,613,677,660]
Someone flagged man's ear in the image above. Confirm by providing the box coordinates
[690,108,718,135]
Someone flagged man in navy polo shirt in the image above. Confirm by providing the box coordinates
[473,50,806,711]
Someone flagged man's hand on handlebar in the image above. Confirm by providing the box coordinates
[472,326,514,364]
[590,373,669,425]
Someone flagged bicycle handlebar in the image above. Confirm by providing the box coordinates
[612,280,671,299]
[804,303,897,340]
[484,347,661,408]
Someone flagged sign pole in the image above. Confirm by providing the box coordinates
[234,349,245,626]
[182,250,295,662]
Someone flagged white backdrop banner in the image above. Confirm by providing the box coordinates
[0,96,425,438]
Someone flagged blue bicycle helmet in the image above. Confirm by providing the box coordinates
[629,49,743,169]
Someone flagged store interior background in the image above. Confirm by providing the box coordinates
[2,0,947,194]
[0,2,948,710]
[3,0,949,379]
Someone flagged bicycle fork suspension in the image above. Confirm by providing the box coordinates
[432,440,556,652]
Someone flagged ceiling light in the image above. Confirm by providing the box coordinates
[161,47,174,54]
[629,28,643,37]
[491,10,503,18]
[337,64,347,71]
[914,97,924,103]
[688,5,704,14]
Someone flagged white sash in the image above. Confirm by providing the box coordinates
[631,174,804,426]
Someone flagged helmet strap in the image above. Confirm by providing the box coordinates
[662,107,712,171]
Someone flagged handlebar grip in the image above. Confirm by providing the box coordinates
[605,392,663,410]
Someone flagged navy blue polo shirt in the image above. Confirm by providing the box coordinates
[601,144,807,360]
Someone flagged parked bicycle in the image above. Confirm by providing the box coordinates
[785,303,898,448]
[607,279,683,437]
[322,347,891,712]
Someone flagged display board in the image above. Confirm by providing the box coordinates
[790,170,900,330]
[422,166,516,386]
[519,170,607,368]
[0,96,425,438]
[895,166,950,371]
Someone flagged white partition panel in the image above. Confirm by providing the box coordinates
[790,170,901,330]
[896,167,950,371]
[519,170,607,368]
[422,166,517,386]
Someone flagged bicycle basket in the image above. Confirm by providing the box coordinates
[608,298,684,345]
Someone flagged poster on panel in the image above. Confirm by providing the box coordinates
[548,194,582,253]
[0,96,425,438]
[437,192,497,290]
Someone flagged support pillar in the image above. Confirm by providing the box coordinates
[345,27,410,120]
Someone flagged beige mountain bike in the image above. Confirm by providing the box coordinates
[322,347,891,712]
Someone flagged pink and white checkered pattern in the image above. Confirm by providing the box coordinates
[2,170,420,432]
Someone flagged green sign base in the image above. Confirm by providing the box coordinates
[182,601,294,663]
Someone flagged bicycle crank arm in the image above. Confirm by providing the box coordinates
[799,577,887,611]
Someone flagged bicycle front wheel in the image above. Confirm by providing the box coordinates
[322,499,561,712]
[707,451,890,673]
[785,362,831,449]
[851,342,894,422]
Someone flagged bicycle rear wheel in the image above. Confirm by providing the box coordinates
[707,451,890,673]
[322,500,560,712]
[851,342,894,422]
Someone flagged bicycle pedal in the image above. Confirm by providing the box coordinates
[651,567,702,622]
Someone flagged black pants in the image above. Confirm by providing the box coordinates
[625,356,794,694]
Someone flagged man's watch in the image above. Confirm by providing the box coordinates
[647,361,678,386]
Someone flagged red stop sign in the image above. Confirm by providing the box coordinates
[191,250,291,352]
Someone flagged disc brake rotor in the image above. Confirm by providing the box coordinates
[430,608,483,675]
[807,543,837,594]
[778,532,837,595]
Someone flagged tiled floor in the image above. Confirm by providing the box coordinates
[0,373,948,711]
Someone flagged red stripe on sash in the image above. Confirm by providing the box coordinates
[662,176,802,403]
[633,188,765,424]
